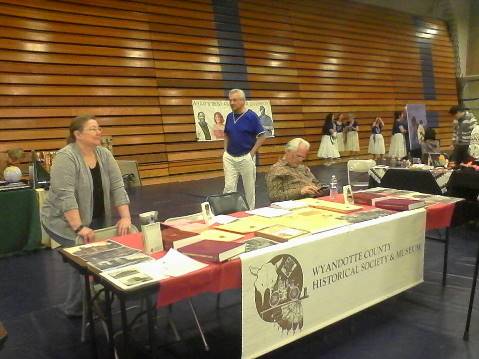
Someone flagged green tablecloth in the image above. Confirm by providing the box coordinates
[0,188,42,256]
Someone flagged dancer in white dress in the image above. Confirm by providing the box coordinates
[317,113,340,161]
[388,111,407,159]
[368,116,385,160]
[334,116,345,153]
[345,114,360,152]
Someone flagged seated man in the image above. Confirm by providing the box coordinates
[266,138,328,202]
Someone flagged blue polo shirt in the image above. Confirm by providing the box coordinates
[224,109,265,156]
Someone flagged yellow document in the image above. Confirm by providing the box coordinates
[216,215,273,234]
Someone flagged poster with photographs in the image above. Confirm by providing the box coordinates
[192,99,274,141]
[406,104,427,150]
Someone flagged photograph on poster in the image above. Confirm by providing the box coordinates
[405,104,427,151]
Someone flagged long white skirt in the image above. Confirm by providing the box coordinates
[318,135,340,159]
[345,131,360,151]
[388,133,406,158]
[368,134,385,155]
[336,132,345,152]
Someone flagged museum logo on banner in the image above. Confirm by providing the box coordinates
[249,254,309,334]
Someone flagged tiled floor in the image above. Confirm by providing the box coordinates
[1,163,478,358]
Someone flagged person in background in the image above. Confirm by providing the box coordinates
[317,113,340,164]
[368,117,385,160]
[1,148,25,175]
[421,127,440,155]
[345,114,360,153]
[420,127,440,165]
[389,111,407,159]
[267,138,328,202]
[212,112,225,140]
[41,115,131,318]
[449,105,477,165]
[223,89,266,210]
[334,114,345,153]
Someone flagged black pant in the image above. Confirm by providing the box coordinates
[451,144,470,164]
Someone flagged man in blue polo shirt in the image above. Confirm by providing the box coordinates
[223,89,266,209]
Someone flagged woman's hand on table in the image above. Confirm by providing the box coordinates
[116,217,132,236]
[78,227,95,243]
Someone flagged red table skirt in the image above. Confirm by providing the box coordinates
[113,200,455,308]
[113,233,242,307]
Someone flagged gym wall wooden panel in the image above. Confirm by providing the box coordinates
[0,0,457,184]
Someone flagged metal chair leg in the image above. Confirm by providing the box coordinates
[216,293,221,309]
[442,228,450,286]
[188,299,209,351]
[463,239,479,340]
[80,290,87,342]
[166,304,181,342]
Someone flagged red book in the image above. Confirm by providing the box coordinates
[160,224,199,251]
[373,198,426,211]
[178,240,246,263]
[353,192,387,205]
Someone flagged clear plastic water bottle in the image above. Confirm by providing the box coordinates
[330,175,338,199]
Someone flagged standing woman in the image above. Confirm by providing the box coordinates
[388,111,407,159]
[368,116,385,160]
[345,114,360,153]
[42,115,131,317]
[317,113,340,162]
[334,114,345,153]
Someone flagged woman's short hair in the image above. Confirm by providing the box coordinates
[67,115,95,144]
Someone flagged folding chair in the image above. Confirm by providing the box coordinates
[206,192,249,215]
[347,159,376,190]
[117,160,142,189]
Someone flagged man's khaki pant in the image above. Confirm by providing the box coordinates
[223,152,256,210]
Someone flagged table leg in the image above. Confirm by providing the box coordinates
[463,240,479,340]
[83,274,98,359]
[104,289,115,359]
[120,297,129,358]
[145,295,157,358]
[442,228,450,286]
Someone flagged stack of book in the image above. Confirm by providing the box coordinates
[178,240,246,263]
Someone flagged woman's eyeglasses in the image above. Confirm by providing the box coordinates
[84,127,103,132]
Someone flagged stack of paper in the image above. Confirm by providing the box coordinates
[246,207,291,218]
[270,200,308,210]
[213,215,238,225]
[99,249,207,291]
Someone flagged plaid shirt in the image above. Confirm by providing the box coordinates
[266,159,326,202]
[453,111,478,145]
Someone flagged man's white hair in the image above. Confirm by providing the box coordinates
[285,138,310,152]
[229,88,246,100]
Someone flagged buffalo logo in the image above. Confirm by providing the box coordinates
[249,254,308,333]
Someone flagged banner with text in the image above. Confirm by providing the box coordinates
[192,99,274,141]
[241,209,426,358]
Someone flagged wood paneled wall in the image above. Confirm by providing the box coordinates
[0,0,457,185]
